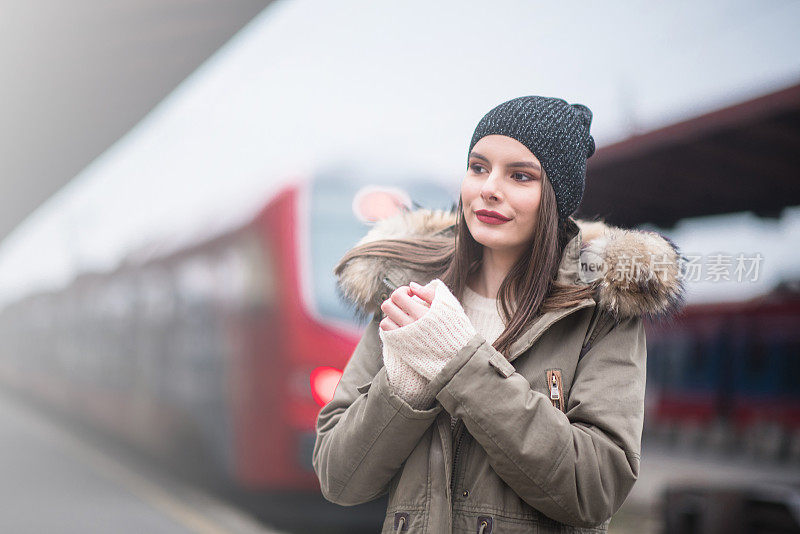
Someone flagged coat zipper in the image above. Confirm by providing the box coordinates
[450,418,466,502]
[547,369,565,412]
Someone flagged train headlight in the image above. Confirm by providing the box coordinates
[310,366,343,406]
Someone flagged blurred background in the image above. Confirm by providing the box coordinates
[1,1,799,533]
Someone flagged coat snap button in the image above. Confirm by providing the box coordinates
[462,489,469,498]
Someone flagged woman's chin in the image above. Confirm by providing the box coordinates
[472,233,508,251]
[468,222,516,248]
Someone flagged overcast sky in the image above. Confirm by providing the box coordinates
[0,0,798,306]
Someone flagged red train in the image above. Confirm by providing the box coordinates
[644,284,800,461]
[0,170,454,530]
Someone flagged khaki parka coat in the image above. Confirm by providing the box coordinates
[313,209,685,533]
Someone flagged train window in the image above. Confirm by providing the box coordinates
[663,333,692,389]
[306,171,455,325]
[176,256,216,305]
[739,336,773,394]
[686,337,712,390]
[783,341,800,393]
[140,267,175,320]
[731,331,796,395]
[216,232,275,310]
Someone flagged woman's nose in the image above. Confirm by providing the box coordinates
[480,172,502,201]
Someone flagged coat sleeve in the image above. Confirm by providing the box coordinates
[312,313,444,506]
[430,315,647,528]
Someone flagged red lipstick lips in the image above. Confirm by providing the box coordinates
[475,209,511,225]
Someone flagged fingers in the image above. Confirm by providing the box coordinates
[379,315,399,331]
[409,281,435,305]
[380,285,431,327]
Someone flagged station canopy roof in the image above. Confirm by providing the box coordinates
[577,82,800,229]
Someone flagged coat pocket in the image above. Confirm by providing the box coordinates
[545,368,565,412]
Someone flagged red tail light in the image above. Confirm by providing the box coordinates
[310,366,343,406]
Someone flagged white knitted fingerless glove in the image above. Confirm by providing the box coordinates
[381,344,437,409]
[379,278,477,383]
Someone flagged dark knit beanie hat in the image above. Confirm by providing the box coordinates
[468,96,596,221]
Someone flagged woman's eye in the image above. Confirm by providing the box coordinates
[470,163,486,174]
[512,172,535,182]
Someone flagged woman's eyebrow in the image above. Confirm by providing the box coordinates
[469,151,542,173]
[468,151,490,163]
[508,161,542,172]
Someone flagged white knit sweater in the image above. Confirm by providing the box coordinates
[378,279,506,412]
[462,285,507,348]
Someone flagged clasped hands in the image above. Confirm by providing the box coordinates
[379,281,435,332]
[377,279,477,394]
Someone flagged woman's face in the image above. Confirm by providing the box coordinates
[461,134,543,257]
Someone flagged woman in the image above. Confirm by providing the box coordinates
[313,96,686,533]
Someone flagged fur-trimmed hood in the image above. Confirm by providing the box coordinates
[334,208,686,323]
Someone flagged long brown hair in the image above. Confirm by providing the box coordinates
[335,170,596,358]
